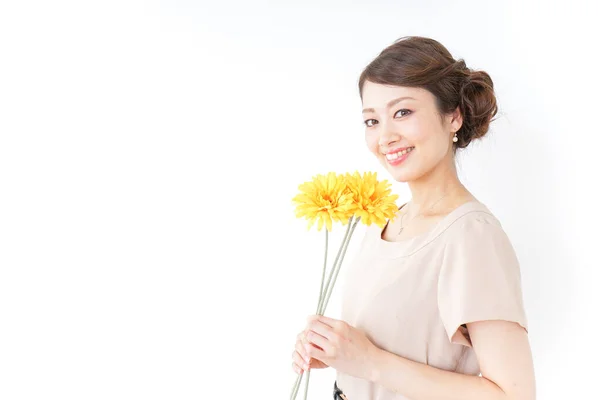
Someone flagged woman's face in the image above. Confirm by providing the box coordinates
[361,81,462,183]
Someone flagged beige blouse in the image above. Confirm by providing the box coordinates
[336,200,528,399]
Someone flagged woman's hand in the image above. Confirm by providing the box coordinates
[304,314,382,381]
[291,326,330,374]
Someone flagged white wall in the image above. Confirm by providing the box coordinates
[0,0,598,398]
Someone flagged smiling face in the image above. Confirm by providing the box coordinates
[361,81,462,183]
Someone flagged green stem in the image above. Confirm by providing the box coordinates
[291,228,329,400]
[316,216,354,315]
[321,217,360,314]
[316,229,328,313]
[302,369,311,400]
[290,373,302,400]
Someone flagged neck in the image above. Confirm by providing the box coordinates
[406,158,467,215]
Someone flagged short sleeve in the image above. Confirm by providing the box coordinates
[437,212,529,347]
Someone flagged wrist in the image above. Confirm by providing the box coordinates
[367,345,386,384]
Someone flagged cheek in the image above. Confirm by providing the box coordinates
[404,120,429,144]
[365,132,380,155]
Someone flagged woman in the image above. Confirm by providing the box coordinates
[290,36,536,400]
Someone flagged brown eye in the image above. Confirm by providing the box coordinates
[364,119,377,128]
[395,109,411,118]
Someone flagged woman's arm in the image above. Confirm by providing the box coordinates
[370,320,536,400]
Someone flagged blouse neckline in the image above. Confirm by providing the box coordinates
[372,200,490,258]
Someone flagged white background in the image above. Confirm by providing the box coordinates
[0,1,598,399]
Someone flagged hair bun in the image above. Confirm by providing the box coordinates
[456,69,498,148]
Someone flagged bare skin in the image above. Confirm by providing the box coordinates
[380,194,478,243]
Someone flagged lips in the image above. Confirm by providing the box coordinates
[384,146,414,166]
[384,146,414,155]
[385,146,415,158]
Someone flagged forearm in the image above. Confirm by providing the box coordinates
[370,348,508,400]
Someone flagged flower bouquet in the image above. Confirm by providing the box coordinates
[289,171,399,400]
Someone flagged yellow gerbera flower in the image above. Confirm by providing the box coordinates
[343,171,399,227]
[292,172,354,231]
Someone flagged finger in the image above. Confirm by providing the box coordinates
[304,341,328,363]
[300,330,308,345]
[305,330,332,355]
[301,330,326,350]
[295,350,312,372]
[298,328,309,340]
[296,342,310,366]
[299,330,326,357]
[306,314,320,323]
[292,359,304,375]
[314,315,342,329]
[296,340,310,362]
[308,319,336,340]
[293,350,310,370]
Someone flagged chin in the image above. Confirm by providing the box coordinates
[384,167,412,183]
[390,172,412,183]
[378,160,409,182]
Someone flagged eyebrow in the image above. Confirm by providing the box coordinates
[362,96,416,114]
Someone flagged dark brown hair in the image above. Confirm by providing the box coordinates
[358,36,498,152]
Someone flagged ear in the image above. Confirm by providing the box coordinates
[449,106,463,133]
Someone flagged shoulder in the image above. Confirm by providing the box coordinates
[440,205,519,264]
[443,204,505,240]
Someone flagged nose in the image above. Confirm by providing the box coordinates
[377,127,401,151]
